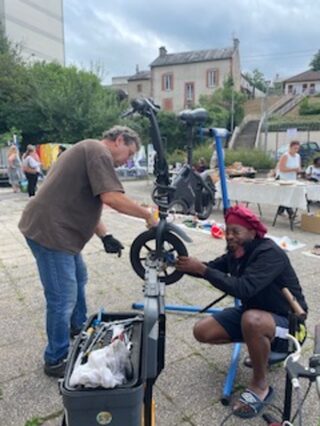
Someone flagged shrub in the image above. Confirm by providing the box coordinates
[167,149,187,166]
[268,119,320,131]
[225,149,276,170]
[191,143,213,166]
[299,97,320,115]
[167,145,276,170]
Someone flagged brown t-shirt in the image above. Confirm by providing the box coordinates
[19,139,124,254]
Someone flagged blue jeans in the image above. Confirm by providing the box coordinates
[26,238,88,364]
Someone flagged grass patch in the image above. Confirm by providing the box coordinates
[25,409,63,426]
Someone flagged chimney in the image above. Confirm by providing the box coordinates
[136,64,139,73]
[233,38,239,50]
[159,46,167,57]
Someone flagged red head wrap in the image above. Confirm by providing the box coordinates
[225,205,267,238]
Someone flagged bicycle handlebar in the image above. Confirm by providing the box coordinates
[121,98,161,118]
[284,323,320,398]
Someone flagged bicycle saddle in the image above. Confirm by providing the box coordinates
[178,108,208,125]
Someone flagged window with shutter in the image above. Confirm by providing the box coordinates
[162,73,173,91]
[184,82,194,107]
[207,69,219,88]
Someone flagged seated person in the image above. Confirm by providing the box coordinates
[195,157,207,173]
[305,157,320,182]
[176,205,308,419]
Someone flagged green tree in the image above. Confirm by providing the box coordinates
[244,69,268,93]
[199,77,246,130]
[17,62,125,146]
[0,27,126,146]
[0,26,31,135]
[158,111,185,152]
[310,49,320,71]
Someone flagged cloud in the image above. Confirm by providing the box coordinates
[63,0,320,82]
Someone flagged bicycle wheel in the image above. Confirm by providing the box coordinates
[167,199,189,215]
[130,228,188,285]
[197,190,214,219]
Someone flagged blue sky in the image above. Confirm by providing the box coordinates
[63,0,320,83]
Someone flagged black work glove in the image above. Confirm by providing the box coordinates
[101,234,124,257]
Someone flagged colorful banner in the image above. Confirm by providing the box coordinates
[36,143,69,170]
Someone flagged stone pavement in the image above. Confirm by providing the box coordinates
[0,179,319,426]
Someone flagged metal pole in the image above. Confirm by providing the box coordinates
[230,87,235,133]
[263,82,271,153]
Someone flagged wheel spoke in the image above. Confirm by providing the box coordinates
[143,243,153,252]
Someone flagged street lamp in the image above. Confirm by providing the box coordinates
[263,80,271,153]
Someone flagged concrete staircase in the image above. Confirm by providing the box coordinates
[231,95,304,150]
[232,119,260,149]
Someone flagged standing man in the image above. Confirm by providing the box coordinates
[176,205,307,419]
[19,126,156,377]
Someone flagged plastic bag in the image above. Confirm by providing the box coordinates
[69,326,132,388]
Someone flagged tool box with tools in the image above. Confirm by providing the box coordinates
[60,312,144,426]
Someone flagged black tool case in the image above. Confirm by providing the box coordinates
[60,312,144,426]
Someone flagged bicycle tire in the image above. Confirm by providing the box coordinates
[130,228,188,285]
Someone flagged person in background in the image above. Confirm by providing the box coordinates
[7,145,24,192]
[195,157,208,173]
[277,140,301,216]
[19,126,157,378]
[305,156,320,182]
[57,145,67,157]
[22,145,42,197]
[176,205,308,419]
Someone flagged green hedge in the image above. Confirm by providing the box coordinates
[224,149,276,169]
[268,119,320,131]
[167,145,276,170]
[299,98,320,115]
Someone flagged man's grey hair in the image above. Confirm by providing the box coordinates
[102,126,141,150]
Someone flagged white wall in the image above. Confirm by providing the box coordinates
[284,81,320,95]
[2,0,64,64]
[128,79,151,100]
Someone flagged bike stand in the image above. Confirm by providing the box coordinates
[140,257,167,426]
[133,300,241,405]
[133,129,242,405]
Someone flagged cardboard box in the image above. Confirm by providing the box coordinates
[301,213,320,234]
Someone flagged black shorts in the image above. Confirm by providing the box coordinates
[212,306,306,353]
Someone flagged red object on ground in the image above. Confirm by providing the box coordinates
[211,224,224,239]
